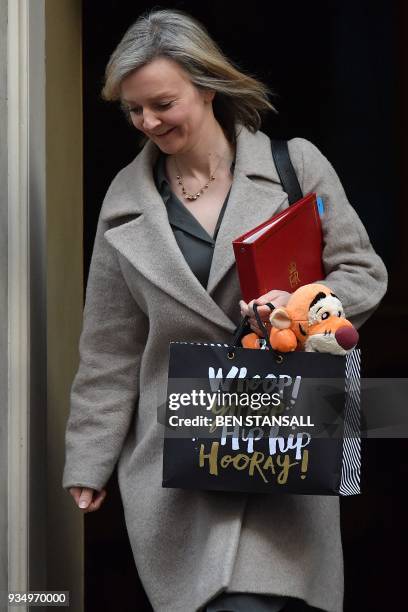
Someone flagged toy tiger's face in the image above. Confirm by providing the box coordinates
[303,293,358,355]
[268,285,359,355]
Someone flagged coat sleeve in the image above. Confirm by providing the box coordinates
[62,205,149,492]
[288,137,388,329]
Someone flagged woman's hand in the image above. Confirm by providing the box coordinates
[239,289,291,334]
[69,486,107,513]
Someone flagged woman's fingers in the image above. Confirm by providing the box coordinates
[240,291,290,334]
[239,300,250,317]
[239,300,272,320]
[78,488,94,509]
[68,486,107,513]
[240,300,273,334]
[249,317,271,334]
[85,489,107,513]
[257,290,291,308]
[69,486,94,510]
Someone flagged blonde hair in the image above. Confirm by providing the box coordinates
[102,8,277,143]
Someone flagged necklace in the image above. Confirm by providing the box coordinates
[174,155,224,201]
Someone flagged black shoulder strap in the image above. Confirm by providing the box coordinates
[271,139,303,205]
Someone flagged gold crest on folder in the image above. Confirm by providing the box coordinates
[289,261,301,288]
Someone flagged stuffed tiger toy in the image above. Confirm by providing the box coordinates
[242,283,359,355]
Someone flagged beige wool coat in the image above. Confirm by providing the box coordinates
[63,125,387,612]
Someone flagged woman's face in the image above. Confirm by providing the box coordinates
[120,56,215,155]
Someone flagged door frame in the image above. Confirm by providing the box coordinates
[5,1,83,609]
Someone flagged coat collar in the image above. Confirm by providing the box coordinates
[101,126,288,332]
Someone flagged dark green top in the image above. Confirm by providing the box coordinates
[153,153,233,288]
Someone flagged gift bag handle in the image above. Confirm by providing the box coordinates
[232,303,274,348]
[232,303,284,363]
[252,302,274,351]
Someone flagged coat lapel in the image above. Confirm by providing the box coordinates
[206,170,287,295]
[100,126,288,331]
[207,126,288,295]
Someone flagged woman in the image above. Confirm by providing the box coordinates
[63,9,387,612]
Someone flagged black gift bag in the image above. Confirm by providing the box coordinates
[162,312,361,496]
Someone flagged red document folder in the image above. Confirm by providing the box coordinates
[232,192,324,302]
